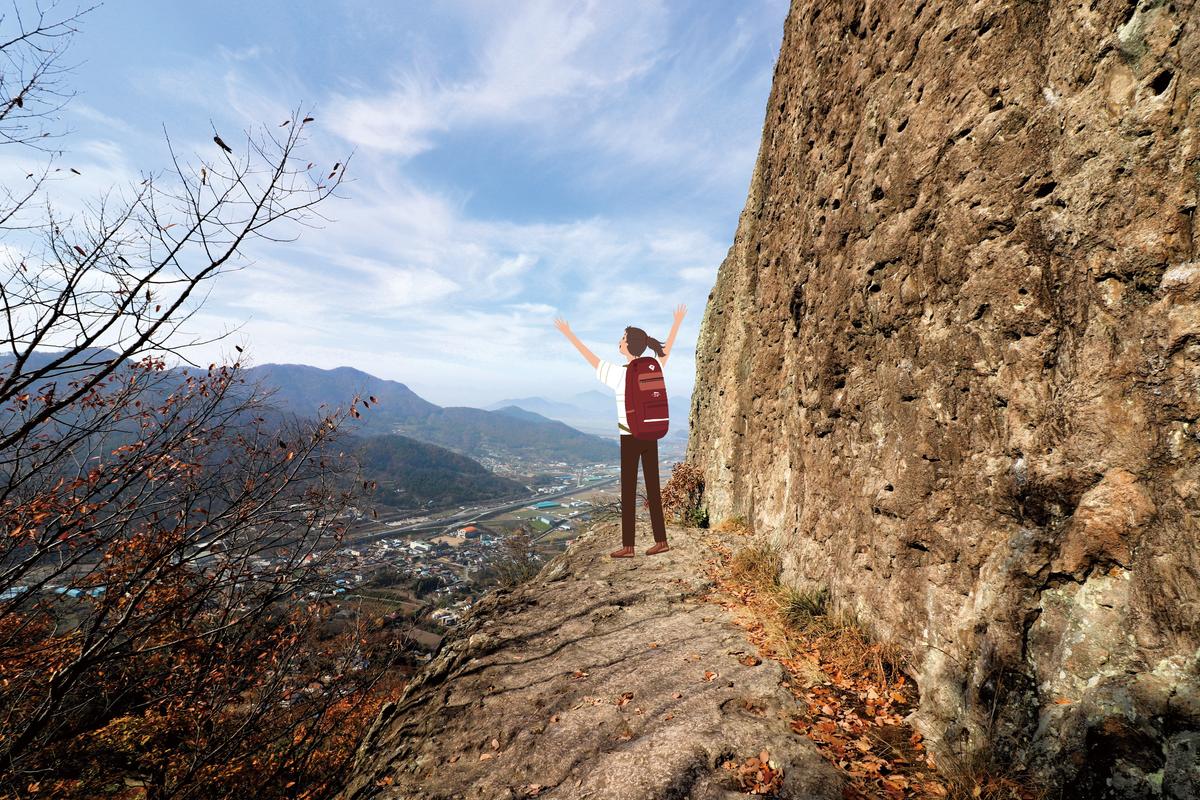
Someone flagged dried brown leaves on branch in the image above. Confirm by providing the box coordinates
[0,7,408,800]
[662,461,707,528]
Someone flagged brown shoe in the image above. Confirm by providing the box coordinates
[645,541,669,556]
[609,546,635,558]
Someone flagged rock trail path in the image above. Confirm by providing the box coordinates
[337,519,844,800]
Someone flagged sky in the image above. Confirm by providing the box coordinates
[8,0,788,408]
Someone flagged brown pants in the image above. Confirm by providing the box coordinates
[620,434,667,547]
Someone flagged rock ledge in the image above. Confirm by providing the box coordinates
[337,522,842,800]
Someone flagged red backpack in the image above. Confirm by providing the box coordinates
[624,356,669,440]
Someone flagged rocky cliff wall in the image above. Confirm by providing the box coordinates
[688,0,1200,794]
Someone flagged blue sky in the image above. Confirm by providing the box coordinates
[14,0,788,407]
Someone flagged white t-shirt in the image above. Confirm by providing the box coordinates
[596,356,664,433]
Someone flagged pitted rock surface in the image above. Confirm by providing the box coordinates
[337,522,842,800]
[687,0,1200,795]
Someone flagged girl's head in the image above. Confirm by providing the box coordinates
[620,326,666,359]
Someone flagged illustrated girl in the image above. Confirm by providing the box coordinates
[554,304,686,557]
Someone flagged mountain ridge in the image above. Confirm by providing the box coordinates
[2,348,526,511]
[4,349,616,466]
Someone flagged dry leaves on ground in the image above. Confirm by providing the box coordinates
[702,538,940,798]
[722,749,783,795]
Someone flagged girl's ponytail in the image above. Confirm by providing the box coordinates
[624,326,666,357]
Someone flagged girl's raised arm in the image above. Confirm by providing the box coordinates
[660,304,686,368]
[554,317,600,369]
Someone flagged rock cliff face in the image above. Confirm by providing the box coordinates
[688,0,1200,795]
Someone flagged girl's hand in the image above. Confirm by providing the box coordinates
[553,317,572,335]
[673,303,687,323]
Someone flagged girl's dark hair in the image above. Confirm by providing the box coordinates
[625,326,666,357]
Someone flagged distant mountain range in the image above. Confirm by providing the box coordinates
[2,347,619,465]
[243,363,616,465]
[486,389,691,439]
[3,349,556,510]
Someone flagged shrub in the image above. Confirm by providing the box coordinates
[662,461,708,528]
[489,530,544,589]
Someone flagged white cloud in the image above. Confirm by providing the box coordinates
[171,160,715,404]
[217,44,268,62]
[69,103,138,137]
[324,0,668,156]
[679,265,719,283]
[23,0,790,407]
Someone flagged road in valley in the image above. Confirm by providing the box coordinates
[344,475,619,547]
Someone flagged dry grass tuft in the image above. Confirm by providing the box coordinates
[712,515,753,535]
[721,541,903,686]
[939,751,1048,800]
[727,543,781,590]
